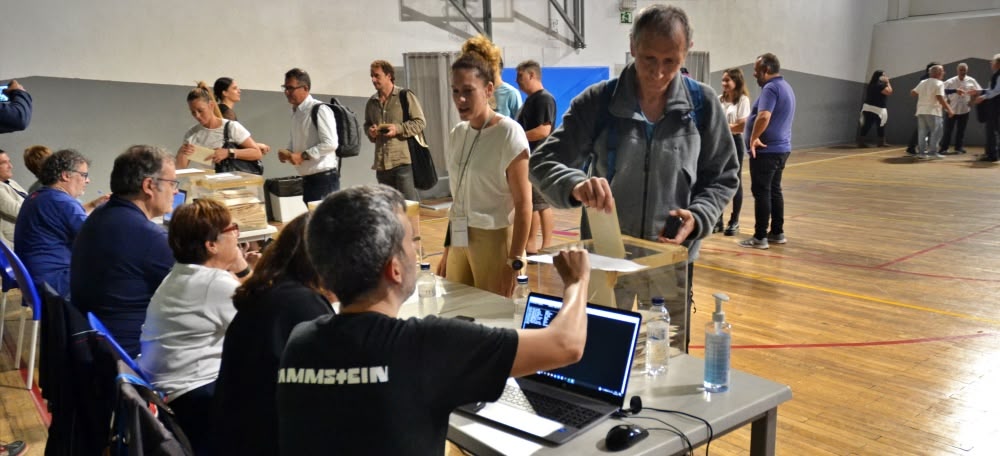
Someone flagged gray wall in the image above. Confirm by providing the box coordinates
[2,77,378,196]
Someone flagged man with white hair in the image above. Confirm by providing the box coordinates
[910,65,954,160]
[939,62,981,155]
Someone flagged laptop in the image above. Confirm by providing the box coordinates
[456,291,642,445]
[162,189,187,224]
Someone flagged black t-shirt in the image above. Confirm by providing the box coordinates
[516,88,556,151]
[213,280,333,455]
[277,312,518,455]
[864,81,888,108]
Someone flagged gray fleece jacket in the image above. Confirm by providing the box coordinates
[528,63,739,260]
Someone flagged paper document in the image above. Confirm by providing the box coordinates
[525,253,646,272]
[189,145,216,167]
[586,205,626,259]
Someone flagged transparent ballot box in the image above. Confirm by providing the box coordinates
[535,236,689,369]
[190,171,268,231]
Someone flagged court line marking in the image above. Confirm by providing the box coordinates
[695,262,1000,326]
[875,223,1000,268]
[784,148,900,168]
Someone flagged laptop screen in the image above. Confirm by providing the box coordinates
[162,189,187,223]
[520,292,642,406]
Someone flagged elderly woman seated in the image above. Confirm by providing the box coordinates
[139,198,255,454]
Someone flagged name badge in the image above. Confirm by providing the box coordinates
[451,216,469,248]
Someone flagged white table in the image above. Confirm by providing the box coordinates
[402,280,792,456]
[238,225,278,243]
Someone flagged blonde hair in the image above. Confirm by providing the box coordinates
[454,35,502,88]
[186,81,223,119]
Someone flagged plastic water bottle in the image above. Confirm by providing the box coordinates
[704,293,732,392]
[645,296,671,376]
[416,263,438,316]
[513,275,530,328]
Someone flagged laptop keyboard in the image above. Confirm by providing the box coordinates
[498,384,602,429]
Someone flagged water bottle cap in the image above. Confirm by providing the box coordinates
[516,275,529,284]
[420,262,431,271]
[651,296,665,306]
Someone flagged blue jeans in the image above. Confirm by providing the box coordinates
[916,114,943,155]
[376,164,419,201]
[302,169,341,204]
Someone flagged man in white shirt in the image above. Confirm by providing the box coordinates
[940,63,981,155]
[0,149,27,243]
[910,65,954,160]
[277,68,340,203]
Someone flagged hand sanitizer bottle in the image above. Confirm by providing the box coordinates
[703,292,732,393]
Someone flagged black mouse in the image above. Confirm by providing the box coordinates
[605,423,649,451]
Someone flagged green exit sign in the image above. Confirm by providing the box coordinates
[620,11,632,24]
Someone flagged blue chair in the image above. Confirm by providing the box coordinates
[86,312,152,385]
[0,249,19,358]
[0,239,42,389]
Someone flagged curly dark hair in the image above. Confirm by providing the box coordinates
[39,149,89,186]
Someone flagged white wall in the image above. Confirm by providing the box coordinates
[908,0,1000,16]
[869,9,1000,78]
[1,0,886,96]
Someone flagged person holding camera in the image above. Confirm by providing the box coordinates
[0,80,31,134]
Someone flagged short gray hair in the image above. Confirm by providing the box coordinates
[630,4,692,50]
[110,145,172,197]
[307,185,407,307]
[993,53,1000,64]
[957,62,968,70]
[929,65,944,77]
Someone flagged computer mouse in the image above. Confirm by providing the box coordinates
[605,423,649,451]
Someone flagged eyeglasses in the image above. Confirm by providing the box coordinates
[222,223,240,234]
[69,170,89,179]
[281,85,304,92]
[151,177,180,189]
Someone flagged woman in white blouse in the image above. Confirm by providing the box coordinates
[139,198,255,454]
[719,68,751,236]
[176,81,268,173]
[437,35,532,297]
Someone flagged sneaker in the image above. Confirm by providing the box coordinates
[905,148,917,156]
[916,153,929,160]
[956,149,967,154]
[724,222,740,236]
[766,233,787,244]
[929,153,944,160]
[739,237,769,250]
[0,441,27,456]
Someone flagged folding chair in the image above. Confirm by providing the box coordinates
[87,312,153,385]
[0,249,19,357]
[0,239,42,389]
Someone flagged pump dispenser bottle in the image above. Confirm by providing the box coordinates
[703,292,732,392]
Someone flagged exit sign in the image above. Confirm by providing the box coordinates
[620,11,632,24]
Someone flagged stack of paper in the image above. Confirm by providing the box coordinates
[214,189,267,230]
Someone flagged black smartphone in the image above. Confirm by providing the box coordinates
[453,315,475,322]
[662,215,683,239]
[0,85,8,103]
[378,127,390,134]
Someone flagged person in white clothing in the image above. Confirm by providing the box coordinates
[436,35,532,297]
[940,63,981,154]
[176,81,267,173]
[277,68,340,203]
[0,149,28,243]
[139,198,256,454]
[910,65,954,160]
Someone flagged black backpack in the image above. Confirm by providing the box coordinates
[310,97,361,158]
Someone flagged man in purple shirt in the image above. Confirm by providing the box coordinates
[741,52,796,250]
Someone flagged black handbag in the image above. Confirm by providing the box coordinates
[400,89,438,190]
[216,120,264,175]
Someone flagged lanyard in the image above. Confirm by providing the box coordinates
[453,113,496,217]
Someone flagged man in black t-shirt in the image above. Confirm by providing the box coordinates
[277,185,591,455]
[516,60,557,256]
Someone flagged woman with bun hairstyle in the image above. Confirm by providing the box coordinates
[437,35,532,297]
[214,77,240,121]
[176,81,269,173]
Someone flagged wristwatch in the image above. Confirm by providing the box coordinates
[507,257,525,270]
[301,150,313,161]
[228,148,235,159]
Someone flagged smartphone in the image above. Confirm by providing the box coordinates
[378,127,390,134]
[662,215,683,239]
[0,85,8,103]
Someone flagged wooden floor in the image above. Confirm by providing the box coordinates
[4,144,1000,455]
